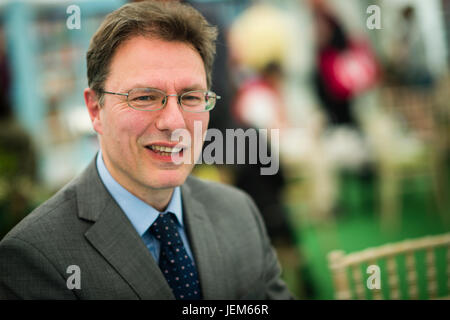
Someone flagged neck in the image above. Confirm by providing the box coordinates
[140,188,174,212]
[120,174,174,212]
[100,153,174,212]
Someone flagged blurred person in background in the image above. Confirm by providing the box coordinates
[228,1,312,296]
[232,61,290,244]
[228,0,293,246]
[312,2,378,129]
[308,1,379,218]
[231,60,311,297]
[386,5,434,88]
[382,5,437,139]
[0,1,292,300]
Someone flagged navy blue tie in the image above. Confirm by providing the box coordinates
[149,212,202,300]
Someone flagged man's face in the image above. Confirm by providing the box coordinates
[86,36,209,196]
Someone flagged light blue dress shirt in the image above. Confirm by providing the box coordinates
[96,151,195,263]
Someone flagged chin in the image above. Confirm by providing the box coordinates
[146,170,189,190]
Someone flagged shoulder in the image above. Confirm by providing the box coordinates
[1,158,101,247]
[184,175,256,209]
[183,175,262,230]
[0,179,82,299]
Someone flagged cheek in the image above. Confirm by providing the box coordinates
[104,109,149,141]
[185,114,210,138]
[183,115,209,163]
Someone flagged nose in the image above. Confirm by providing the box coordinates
[155,94,187,132]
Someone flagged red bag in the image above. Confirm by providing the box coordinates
[319,40,379,100]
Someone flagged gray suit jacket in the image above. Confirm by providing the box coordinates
[0,159,293,299]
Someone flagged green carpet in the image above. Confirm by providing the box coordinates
[289,171,450,300]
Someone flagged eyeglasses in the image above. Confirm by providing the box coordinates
[101,88,220,112]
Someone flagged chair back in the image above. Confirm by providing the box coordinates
[328,233,450,299]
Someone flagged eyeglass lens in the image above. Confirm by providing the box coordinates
[127,88,216,112]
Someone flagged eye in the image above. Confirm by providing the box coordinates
[135,95,157,101]
[184,95,201,101]
[181,92,204,105]
[130,93,162,105]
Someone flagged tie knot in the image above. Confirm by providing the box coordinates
[149,213,181,244]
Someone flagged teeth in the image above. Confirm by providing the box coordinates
[149,145,182,153]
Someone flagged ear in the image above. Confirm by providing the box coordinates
[84,88,103,135]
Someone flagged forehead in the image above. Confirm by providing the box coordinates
[106,36,206,91]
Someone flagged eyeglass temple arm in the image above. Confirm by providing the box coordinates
[102,91,128,97]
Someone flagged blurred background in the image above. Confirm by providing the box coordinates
[0,0,449,299]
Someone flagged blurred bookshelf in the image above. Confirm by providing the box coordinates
[2,0,125,190]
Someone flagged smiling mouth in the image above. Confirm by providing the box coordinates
[146,145,184,157]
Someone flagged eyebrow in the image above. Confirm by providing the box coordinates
[124,83,206,93]
[179,85,206,93]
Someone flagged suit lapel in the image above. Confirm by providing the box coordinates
[181,179,229,299]
[76,159,174,299]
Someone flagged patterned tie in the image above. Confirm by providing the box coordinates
[149,212,202,300]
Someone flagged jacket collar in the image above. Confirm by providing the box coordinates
[76,158,173,299]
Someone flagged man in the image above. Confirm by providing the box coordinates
[0,1,292,300]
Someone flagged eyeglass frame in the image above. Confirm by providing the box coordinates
[100,88,221,113]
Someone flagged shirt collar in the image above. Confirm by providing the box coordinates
[96,150,184,236]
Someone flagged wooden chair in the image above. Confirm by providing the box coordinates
[371,84,449,229]
[328,233,450,299]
